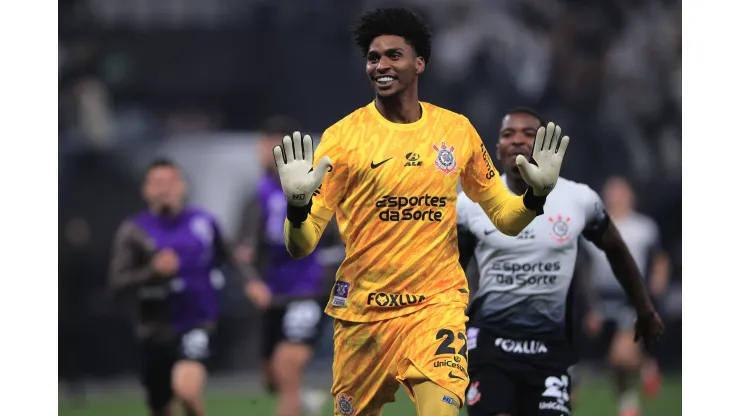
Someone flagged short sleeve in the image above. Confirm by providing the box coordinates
[581,185,609,240]
[311,131,350,221]
[459,118,503,203]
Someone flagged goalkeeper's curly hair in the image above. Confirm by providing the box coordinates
[351,8,432,63]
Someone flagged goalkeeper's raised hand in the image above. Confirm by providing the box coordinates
[273,131,332,211]
[515,122,570,197]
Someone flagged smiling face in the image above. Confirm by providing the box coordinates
[365,35,425,98]
[496,112,542,178]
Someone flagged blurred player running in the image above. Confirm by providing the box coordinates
[235,115,341,416]
[110,159,261,416]
[457,108,664,416]
[580,176,670,416]
[270,8,571,416]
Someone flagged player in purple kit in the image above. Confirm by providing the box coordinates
[236,116,341,416]
[110,158,262,416]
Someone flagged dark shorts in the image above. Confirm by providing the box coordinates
[465,325,574,415]
[466,364,572,416]
[139,328,212,410]
[261,298,328,360]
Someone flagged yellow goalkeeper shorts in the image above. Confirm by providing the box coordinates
[330,302,469,415]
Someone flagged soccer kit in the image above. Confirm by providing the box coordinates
[457,176,608,416]
[109,206,243,409]
[581,212,661,331]
[295,101,540,415]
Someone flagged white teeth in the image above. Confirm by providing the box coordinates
[377,77,394,83]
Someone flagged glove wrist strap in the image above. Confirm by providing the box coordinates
[287,199,312,228]
[522,187,546,216]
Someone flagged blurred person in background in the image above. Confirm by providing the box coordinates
[580,176,670,416]
[235,115,341,416]
[457,108,663,416]
[109,159,263,416]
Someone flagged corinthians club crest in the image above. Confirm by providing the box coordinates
[336,393,356,416]
[548,214,572,243]
[467,380,481,405]
[432,141,457,174]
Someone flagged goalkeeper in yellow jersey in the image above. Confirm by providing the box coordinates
[271,8,570,416]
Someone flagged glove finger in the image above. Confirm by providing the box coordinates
[292,131,304,160]
[283,135,294,163]
[548,124,560,152]
[312,156,333,188]
[557,135,570,158]
[273,145,286,167]
[303,135,314,163]
[515,154,534,183]
[534,125,546,157]
[545,122,555,152]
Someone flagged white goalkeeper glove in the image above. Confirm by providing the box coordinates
[272,131,332,207]
[515,122,570,197]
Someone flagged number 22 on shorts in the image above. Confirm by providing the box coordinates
[435,329,468,360]
[433,328,469,381]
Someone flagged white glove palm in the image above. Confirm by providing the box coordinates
[515,122,570,196]
[273,131,332,207]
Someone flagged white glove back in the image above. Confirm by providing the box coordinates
[272,131,332,207]
[515,122,570,196]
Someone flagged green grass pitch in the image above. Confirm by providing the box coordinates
[59,377,680,415]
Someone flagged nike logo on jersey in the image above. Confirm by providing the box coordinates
[370,158,393,169]
[448,372,465,380]
[483,229,497,236]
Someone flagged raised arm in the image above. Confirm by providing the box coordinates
[284,209,332,259]
[276,130,349,258]
[477,187,544,236]
[459,119,555,236]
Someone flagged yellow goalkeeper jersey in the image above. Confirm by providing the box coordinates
[313,101,513,322]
